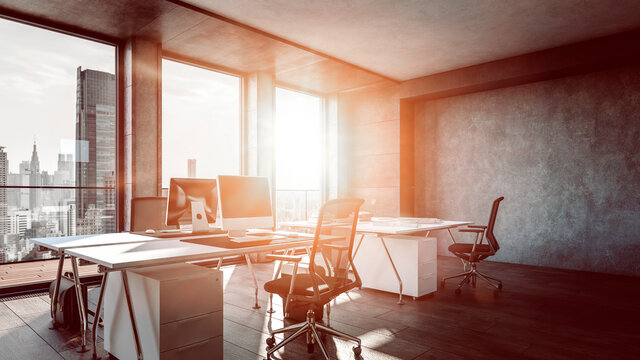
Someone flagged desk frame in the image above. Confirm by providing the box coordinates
[64,234,341,359]
[283,219,471,305]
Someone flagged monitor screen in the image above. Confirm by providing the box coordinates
[217,175,273,230]
[166,178,217,226]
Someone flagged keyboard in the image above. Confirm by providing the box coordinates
[229,235,286,244]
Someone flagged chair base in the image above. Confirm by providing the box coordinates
[441,263,502,294]
[265,310,361,360]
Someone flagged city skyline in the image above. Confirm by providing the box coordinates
[0,17,115,174]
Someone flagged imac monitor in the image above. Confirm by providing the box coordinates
[166,178,218,233]
[217,175,273,237]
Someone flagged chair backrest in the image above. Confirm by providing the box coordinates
[485,196,504,252]
[308,198,364,296]
[130,197,175,232]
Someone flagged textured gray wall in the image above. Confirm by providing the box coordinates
[415,65,640,276]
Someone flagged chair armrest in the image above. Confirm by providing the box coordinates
[467,225,487,229]
[266,254,304,262]
[459,228,484,233]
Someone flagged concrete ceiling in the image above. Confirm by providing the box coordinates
[183,0,640,81]
[2,0,640,91]
[0,0,387,93]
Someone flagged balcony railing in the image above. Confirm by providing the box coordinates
[0,186,115,264]
[275,189,321,223]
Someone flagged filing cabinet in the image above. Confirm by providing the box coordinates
[354,235,437,298]
[104,263,222,360]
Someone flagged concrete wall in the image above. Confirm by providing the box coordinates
[338,82,401,216]
[414,65,640,276]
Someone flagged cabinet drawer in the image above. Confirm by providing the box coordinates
[418,238,437,262]
[161,336,222,360]
[418,273,437,294]
[418,261,436,277]
[160,273,222,323]
[160,311,222,352]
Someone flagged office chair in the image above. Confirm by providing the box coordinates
[441,196,504,295]
[263,198,364,359]
[130,197,176,232]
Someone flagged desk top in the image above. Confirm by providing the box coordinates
[30,233,161,252]
[281,218,472,235]
[65,234,342,270]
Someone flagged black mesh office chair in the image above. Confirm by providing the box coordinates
[263,198,364,359]
[441,196,504,295]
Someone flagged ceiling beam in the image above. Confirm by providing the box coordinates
[167,0,399,84]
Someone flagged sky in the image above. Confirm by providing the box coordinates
[275,87,322,190]
[0,17,115,174]
[162,59,241,188]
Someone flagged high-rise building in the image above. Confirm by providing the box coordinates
[18,160,30,209]
[29,141,40,211]
[0,146,7,234]
[75,67,116,234]
[188,158,196,177]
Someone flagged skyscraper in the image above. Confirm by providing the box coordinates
[75,67,116,234]
[188,158,196,177]
[0,146,7,234]
[29,141,40,211]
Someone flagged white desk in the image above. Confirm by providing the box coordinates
[31,232,171,343]
[63,233,342,359]
[282,218,472,304]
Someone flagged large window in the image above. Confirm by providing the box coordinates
[161,59,241,190]
[275,88,323,222]
[0,18,117,264]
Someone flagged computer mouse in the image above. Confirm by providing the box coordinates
[145,229,156,234]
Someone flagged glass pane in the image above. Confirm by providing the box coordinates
[0,188,115,263]
[161,59,241,188]
[0,18,117,265]
[275,88,322,222]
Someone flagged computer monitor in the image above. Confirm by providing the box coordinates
[217,175,273,237]
[166,178,218,233]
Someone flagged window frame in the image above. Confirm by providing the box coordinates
[0,13,125,263]
[273,84,328,221]
[159,53,245,192]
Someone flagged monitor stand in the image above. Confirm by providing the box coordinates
[190,201,210,234]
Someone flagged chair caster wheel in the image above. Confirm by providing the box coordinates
[307,342,314,353]
[455,288,461,295]
[266,336,275,348]
[353,345,362,356]
[498,283,503,290]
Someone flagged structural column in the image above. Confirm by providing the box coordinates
[123,37,162,230]
[244,72,275,179]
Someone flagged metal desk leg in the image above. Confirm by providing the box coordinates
[121,270,142,360]
[245,254,261,309]
[49,250,65,329]
[71,256,89,352]
[352,233,365,260]
[91,272,108,360]
[379,236,404,305]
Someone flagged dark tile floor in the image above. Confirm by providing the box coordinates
[1,256,639,359]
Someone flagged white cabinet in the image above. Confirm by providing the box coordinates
[104,263,222,360]
[353,235,437,298]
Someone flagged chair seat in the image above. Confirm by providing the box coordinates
[448,243,492,253]
[264,274,355,298]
